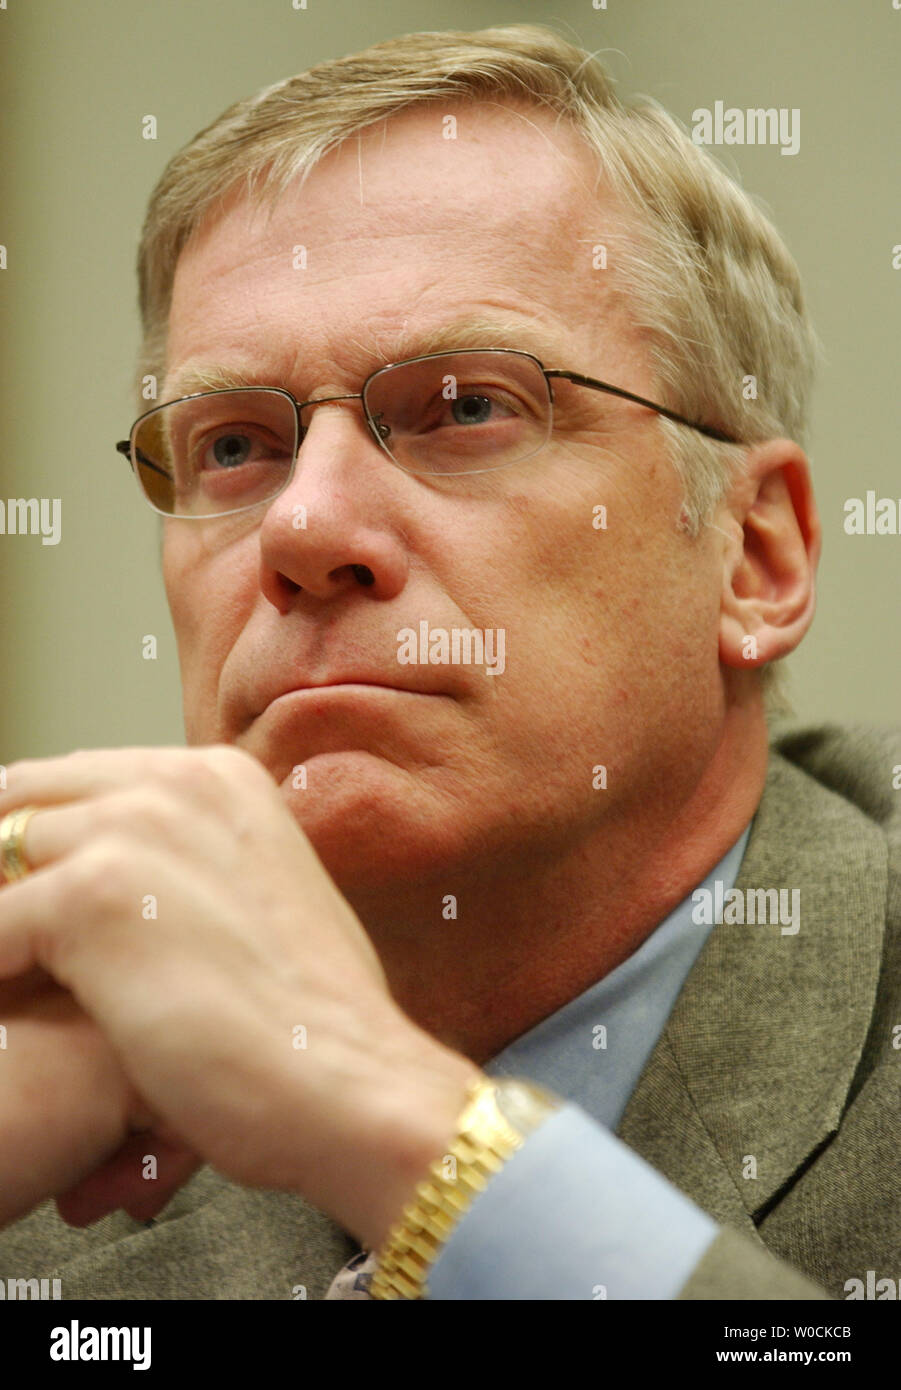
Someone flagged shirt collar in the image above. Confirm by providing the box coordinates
[484,822,752,1129]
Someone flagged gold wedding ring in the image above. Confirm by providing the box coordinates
[0,805,39,883]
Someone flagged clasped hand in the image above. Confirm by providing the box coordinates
[0,746,475,1249]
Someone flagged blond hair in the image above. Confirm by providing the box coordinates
[135,23,821,716]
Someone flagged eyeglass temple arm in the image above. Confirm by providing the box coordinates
[115,440,173,480]
[544,370,741,445]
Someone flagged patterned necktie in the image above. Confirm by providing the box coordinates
[324,1248,379,1299]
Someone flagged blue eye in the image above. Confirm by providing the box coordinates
[211,433,255,468]
[450,395,495,425]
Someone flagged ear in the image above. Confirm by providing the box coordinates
[718,439,821,673]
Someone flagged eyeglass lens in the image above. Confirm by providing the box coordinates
[130,351,552,516]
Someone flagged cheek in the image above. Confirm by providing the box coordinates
[511,474,715,709]
[162,532,256,722]
[610,538,722,714]
[162,532,209,662]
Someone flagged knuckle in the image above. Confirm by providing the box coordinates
[204,743,271,794]
[87,786,175,845]
[209,742,263,776]
[127,786,178,837]
[151,750,203,793]
[65,839,132,908]
[139,744,268,803]
[156,753,223,809]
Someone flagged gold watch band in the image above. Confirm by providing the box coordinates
[369,1075,560,1300]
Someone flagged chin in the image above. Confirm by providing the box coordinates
[274,753,474,891]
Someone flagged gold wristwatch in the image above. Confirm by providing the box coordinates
[369,1074,561,1300]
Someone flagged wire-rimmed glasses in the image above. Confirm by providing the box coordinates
[115,348,742,519]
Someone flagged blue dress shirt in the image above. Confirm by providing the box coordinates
[428,823,752,1299]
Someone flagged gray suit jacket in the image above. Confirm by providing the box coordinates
[1,723,898,1299]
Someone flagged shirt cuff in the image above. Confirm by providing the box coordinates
[428,1102,719,1299]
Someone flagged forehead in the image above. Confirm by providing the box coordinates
[165,100,644,392]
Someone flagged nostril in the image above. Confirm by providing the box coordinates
[351,564,375,586]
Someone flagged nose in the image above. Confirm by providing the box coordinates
[296,392,393,449]
[256,394,409,611]
[297,391,361,429]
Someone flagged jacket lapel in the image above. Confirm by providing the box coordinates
[617,745,886,1228]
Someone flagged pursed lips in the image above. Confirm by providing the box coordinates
[251,676,450,720]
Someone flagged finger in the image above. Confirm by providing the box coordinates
[0,796,166,880]
[0,747,194,816]
[55,1132,203,1228]
[0,839,185,989]
[0,802,68,879]
[0,790,209,980]
[0,856,65,978]
[0,835,172,982]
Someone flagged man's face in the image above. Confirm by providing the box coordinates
[161,102,725,893]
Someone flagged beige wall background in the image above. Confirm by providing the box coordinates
[1,0,898,760]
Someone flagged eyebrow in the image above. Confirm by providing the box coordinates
[162,314,570,400]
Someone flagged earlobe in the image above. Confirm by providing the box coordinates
[720,609,772,670]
